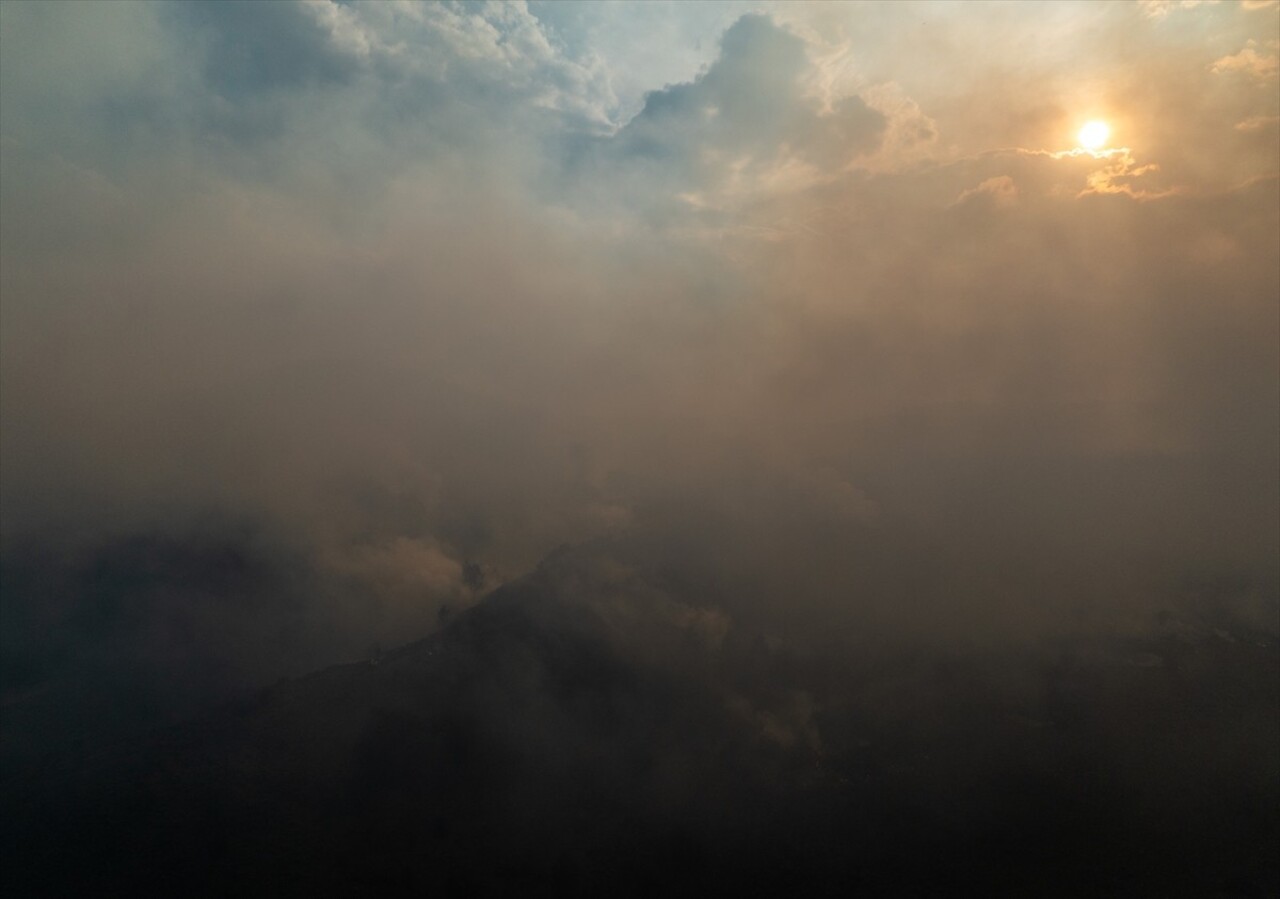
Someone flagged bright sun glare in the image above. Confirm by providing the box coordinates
[1077,120,1110,150]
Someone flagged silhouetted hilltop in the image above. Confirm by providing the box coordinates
[4,548,1277,897]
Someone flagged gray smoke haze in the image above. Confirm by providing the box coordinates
[1,1,1277,749]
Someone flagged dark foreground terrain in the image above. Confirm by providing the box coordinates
[4,549,1277,897]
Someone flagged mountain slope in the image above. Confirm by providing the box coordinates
[4,548,1277,897]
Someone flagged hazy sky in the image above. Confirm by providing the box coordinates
[1,1,1277,703]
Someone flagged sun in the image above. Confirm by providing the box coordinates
[1077,120,1110,150]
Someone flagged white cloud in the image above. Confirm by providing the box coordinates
[1235,113,1280,129]
[954,175,1020,208]
[1210,40,1280,78]
[1140,0,1221,18]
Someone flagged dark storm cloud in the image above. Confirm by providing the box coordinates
[609,15,882,170]
[572,15,884,225]
[177,0,359,99]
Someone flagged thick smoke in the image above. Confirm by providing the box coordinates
[1,4,1277,894]
[1,1,1276,760]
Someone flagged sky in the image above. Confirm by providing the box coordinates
[1,0,1277,742]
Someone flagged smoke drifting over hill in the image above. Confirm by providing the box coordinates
[1,2,1277,893]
